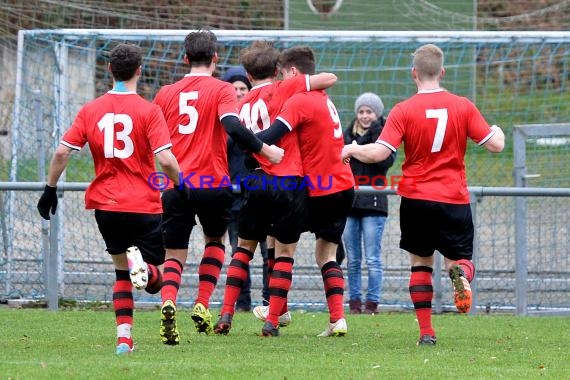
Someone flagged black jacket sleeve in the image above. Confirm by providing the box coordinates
[254,119,290,146]
[221,115,263,153]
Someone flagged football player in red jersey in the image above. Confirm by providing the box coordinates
[37,43,182,355]
[254,46,355,337]
[342,43,505,345]
[152,30,284,343]
[214,40,337,335]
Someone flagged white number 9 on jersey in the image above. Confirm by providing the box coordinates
[327,98,343,138]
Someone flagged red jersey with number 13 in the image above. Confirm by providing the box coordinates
[377,89,495,204]
[154,74,238,188]
[276,90,354,196]
[61,91,173,213]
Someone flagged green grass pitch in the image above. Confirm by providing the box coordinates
[1,306,569,379]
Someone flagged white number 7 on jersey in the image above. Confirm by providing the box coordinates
[426,108,448,153]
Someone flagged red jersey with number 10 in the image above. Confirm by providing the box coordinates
[276,90,355,196]
[239,74,311,177]
[154,74,238,188]
[377,89,495,204]
[61,91,173,213]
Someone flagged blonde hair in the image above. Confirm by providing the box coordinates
[412,44,444,81]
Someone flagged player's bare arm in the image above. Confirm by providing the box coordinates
[156,148,182,186]
[341,141,393,164]
[482,125,505,153]
[308,72,337,90]
[47,144,74,187]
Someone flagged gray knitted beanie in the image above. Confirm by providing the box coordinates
[354,92,384,117]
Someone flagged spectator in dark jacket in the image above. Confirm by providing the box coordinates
[342,92,396,314]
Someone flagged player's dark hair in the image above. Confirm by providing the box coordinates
[239,40,280,81]
[278,46,316,75]
[109,43,142,82]
[184,29,217,67]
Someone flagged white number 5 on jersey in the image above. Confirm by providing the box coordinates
[179,91,199,134]
[426,108,448,152]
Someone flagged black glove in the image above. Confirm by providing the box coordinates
[37,185,58,220]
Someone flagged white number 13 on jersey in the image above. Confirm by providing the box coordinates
[98,113,134,158]
[426,108,448,152]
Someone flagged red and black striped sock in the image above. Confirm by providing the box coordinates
[161,258,183,305]
[409,266,435,337]
[220,247,253,315]
[267,256,293,327]
[266,247,282,311]
[457,259,475,283]
[321,261,345,322]
[145,264,162,295]
[113,269,133,330]
[195,242,225,307]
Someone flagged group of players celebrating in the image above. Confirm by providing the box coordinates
[37,30,504,354]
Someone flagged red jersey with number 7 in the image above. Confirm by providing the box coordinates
[377,89,495,204]
[61,91,173,213]
[239,74,311,177]
[154,74,238,188]
[276,90,355,197]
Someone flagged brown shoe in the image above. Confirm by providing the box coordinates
[363,301,378,315]
[348,300,362,314]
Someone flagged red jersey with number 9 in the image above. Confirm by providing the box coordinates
[377,89,495,204]
[276,90,355,196]
[61,91,173,213]
[154,74,238,188]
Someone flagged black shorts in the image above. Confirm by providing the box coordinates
[238,173,308,245]
[161,187,233,249]
[94,210,165,266]
[307,188,355,244]
[399,197,474,260]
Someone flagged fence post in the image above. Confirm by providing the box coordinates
[433,253,442,313]
[47,210,60,310]
[470,192,479,315]
[35,89,53,309]
[513,127,528,316]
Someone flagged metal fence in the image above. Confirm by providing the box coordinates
[1,183,569,316]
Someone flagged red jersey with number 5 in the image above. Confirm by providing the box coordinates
[276,90,355,196]
[61,91,173,213]
[154,74,238,187]
[377,89,495,204]
[239,74,311,177]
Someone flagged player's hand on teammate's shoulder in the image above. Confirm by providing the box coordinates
[261,144,285,165]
